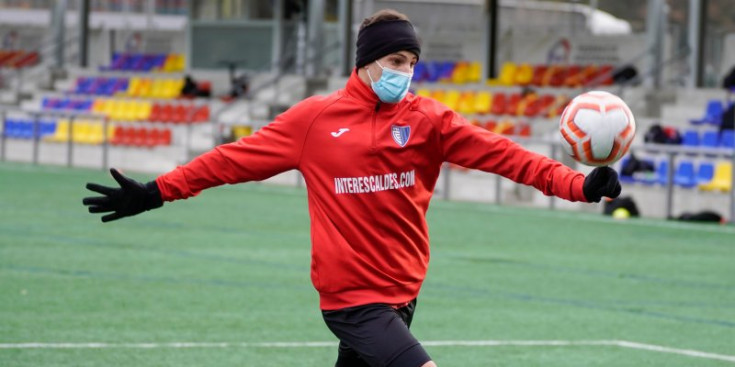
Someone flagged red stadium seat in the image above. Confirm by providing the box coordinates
[490,93,507,115]
[507,94,522,115]
[531,65,548,86]
[131,127,147,146]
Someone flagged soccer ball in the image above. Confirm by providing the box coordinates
[559,91,636,167]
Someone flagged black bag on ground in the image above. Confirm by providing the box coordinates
[603,196,640,217]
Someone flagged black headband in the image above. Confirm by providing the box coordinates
[355,20,421,68]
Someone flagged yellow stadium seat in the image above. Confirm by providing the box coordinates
[126,77,142,96]
[474,91,492,115]
[137,78,153,98]
[514,63,534,86]
[487,62,517,86]
[416,89,432,98]
[443,89,461,110]
[47,119,70,142]
[456,91,477,115]
[699,162,733,192]
[120,100,138,121]
[92,99,107,115]
[429,90,446,104]
[467,62,482,83]
[136,101,152,120]
[173,54,185,71]
[450,62,469,84]
[108,99,126,120]
[87,122,105,145]
[150,79,166,98]
[72,121,91,144]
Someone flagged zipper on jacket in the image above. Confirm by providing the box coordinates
[371,102,381,151]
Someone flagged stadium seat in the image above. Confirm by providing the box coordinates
[507,94,521,115]
[415,89,432,98]
[467,61,482,83]
[46,119,70,142]
[3,119,19,138]
[110,126,127,146]
[159,128,172,146]
[412,61,428,83]
[495,121,515,135]
[563,65,583,87]
[87,122,105,145]
[71,121,90,144]
[640,160,668,185]
[542,65,566,87]
[579,65,599,86]
[531,65,548,86]
[696,161,715,185]
[673,160,697,188]
[172,104,188,123]
[429,90,446,105]
[523,96,544,117]
[596,65,615,86]
[37,120,55,138]
[517,123,532,137]
[192,105,211,122]
[456,91,476,114]
[443,90,461,110]
[698,162,732,192]
[656,160,670,185]
[450,61,470,84]
[474,91,492,115]
[490,93,507,115]
[488,62,517,86]
[720,130,734,149]
[680,129,699,147]
[514,63,534,86]
[701,131,719,151]
[690,100,723,125]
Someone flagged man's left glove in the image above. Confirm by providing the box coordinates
[583,166,622,203]
[82,168,163,223]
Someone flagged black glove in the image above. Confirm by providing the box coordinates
[83,168,163,223]
[583,166,622,203]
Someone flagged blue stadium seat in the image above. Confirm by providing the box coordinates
[721,130,734,149]
[690,100,723,125]
[17,119,34,139]
[640,159,668,185]
[39,120,56,137]
[673,160,696,188]
[701,131,719,152]
[4,119,19,137]
[412,61,428,83]
[696,162,715,185]
[680,129,699,147]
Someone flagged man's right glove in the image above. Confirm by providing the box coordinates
[583,166,622,203]
[83,168,163,223]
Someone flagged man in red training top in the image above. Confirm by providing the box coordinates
[83,9,621,367]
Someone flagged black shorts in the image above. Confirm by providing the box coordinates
[322,299,432,367]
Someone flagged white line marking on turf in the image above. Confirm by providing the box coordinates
[1,340,733,363]
[614,341,735,363]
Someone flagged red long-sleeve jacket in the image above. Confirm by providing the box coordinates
[156,71,588,310]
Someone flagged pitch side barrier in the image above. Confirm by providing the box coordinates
[0,109,108,168]
[0,106,202,171]
[438,136,734,224]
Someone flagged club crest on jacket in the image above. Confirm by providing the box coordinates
[391,125,411,147]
